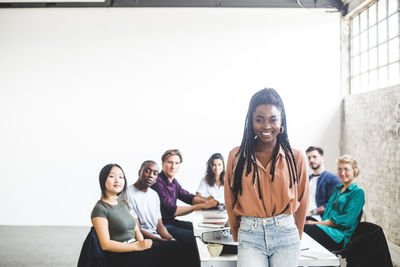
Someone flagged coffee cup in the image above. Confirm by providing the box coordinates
[207,243,223,257]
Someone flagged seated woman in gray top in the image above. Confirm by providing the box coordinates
[91,163,178,267]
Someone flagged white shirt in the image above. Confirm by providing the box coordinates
[122,185,162,238]
[196,178,224,204]
[309,174,321,221]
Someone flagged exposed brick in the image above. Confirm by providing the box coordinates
[340,84,400,247]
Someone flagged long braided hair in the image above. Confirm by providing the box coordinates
[232,88,298,199]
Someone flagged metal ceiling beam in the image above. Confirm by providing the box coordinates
[341,0,374,17]
[0,0,343,10]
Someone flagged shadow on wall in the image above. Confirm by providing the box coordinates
[318,104,341,172]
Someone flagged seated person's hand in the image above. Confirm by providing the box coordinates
[306,220,318,225]
[206,196,215,200]
[136,239,153,250]
[316,206,325,215]
[202,199,219,209]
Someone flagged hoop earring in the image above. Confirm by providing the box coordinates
[279,126,285,134]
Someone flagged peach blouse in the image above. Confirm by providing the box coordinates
[224,145,309,241]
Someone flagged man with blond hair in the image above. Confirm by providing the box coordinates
[152,149,218,266]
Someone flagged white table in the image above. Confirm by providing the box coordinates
[184,210,340,267]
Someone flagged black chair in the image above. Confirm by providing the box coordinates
[77,227,106,267]
[335,222,392,267]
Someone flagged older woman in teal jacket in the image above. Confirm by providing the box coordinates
[304,155,365,251]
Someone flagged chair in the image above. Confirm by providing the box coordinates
[77,227,106,267]
[335,222,392,267]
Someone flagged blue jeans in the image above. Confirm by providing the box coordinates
[238,214,300,267]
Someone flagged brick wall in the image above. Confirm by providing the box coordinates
[340,84,400,246]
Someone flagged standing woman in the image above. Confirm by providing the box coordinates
[91,164,176,267]
[304,155,365,251]
[196,153,225,204]
[224,88,309,267]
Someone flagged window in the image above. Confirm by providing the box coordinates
[350,0,400,94]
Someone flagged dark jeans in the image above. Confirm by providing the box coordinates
[166,219,200,267]
[304,224,344,251]
[306,216,319,222]
[104,240,180,267]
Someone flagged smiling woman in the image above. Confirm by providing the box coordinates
[304,155,365,252]
[224,88,309,267]
[90,163,181,267]
[196,153,226,204]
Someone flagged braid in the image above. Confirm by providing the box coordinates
[286,142,299,184]
[282,144,293,188]
[232,118,254,196]
[281,136,298,188]
[269,137,281,183]
[270,89,298,187]
[251,150,262,199]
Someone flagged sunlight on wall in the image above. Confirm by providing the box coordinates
[0,8,340,225]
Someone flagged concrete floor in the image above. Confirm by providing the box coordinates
[0,226,89,267]
[0,225,398,267]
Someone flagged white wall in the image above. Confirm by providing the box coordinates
[0,8,341,226]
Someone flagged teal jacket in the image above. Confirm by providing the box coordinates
[317,182,365,246]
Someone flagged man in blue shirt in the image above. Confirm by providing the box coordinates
[306,146,340,220]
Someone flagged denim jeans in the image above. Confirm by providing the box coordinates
[237,214,300,267]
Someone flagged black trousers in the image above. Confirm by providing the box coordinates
[304,224,344,251]
[104,240,182,267]
[165,219,200,267]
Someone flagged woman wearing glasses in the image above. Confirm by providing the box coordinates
[304,155,365,251]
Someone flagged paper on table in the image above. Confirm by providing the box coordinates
[202,218,227,224]
[198,223,228,228]
[301,250,334,259]
[202,210,228,219]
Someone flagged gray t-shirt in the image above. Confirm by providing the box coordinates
[91,198,136,242]
[122,185,162,237]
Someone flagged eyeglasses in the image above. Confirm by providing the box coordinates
[337,168,353,173]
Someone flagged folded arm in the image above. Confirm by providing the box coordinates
[91,217,152,252]
[175,198,218,216]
